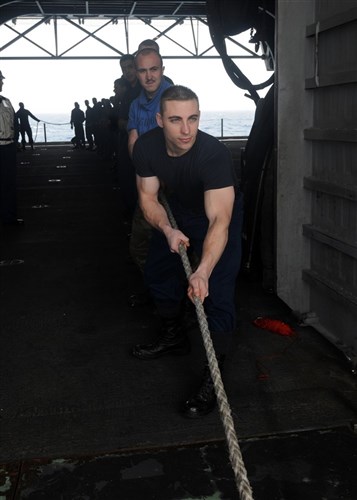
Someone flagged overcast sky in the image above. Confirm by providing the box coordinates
[0,17,272,115]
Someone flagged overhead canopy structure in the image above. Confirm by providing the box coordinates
[0,0,263,62]
[0,1,208,24]
[1,0,275,107]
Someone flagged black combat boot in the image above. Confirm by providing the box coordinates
[181,355,225,418]
[132,316,190,360]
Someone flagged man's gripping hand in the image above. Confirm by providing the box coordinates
[187,270,209,303]
[165,227,190,254]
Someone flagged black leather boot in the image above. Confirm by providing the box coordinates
[132,316,190,360]
[181,355,225,418]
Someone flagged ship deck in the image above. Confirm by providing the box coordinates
[1,143,357,499]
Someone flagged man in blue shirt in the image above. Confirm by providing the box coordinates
[127,48,172,157]
[127,48,172,281]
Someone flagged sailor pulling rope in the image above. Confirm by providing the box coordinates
[131,84,253,498]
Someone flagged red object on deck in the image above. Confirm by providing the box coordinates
[253,317,295,336]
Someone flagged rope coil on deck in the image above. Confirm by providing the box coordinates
[159,193,254,500]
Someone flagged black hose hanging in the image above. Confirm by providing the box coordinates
[206,0,275,104]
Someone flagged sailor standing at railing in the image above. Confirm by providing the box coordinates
[15,101,40,151]
[0,70,24,226]
[70,101,86,149]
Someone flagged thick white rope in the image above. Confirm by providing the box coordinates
[160,193,254,500]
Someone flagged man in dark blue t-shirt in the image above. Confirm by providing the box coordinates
[131,85,243,418]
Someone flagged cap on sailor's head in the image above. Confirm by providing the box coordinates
[0,71,5,80]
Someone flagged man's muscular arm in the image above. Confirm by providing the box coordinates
[136,175,190,253]
[187,186,235,303]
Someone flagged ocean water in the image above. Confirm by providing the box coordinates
[30,109,255,144]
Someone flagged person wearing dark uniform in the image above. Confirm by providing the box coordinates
[131,85,243,418]
[15,101,40,150]
[0,70,23,225]
[117,55,142,222]
[84,99,95,150]
[70,102,85,149]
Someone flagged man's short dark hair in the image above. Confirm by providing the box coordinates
[134,48,163,68]
[160,85,199,114]
[114,77,129,89]
[120,54,135,66]
[138,39,160,52]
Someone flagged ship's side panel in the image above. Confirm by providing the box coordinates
[277,0,357,362]
[276,1,314,313]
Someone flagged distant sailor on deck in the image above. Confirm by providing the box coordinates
[15,101,40,151]
[70,101,85,149]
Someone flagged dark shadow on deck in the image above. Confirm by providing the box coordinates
[1,144,357,499]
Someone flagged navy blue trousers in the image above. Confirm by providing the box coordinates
[144,192,243,352]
